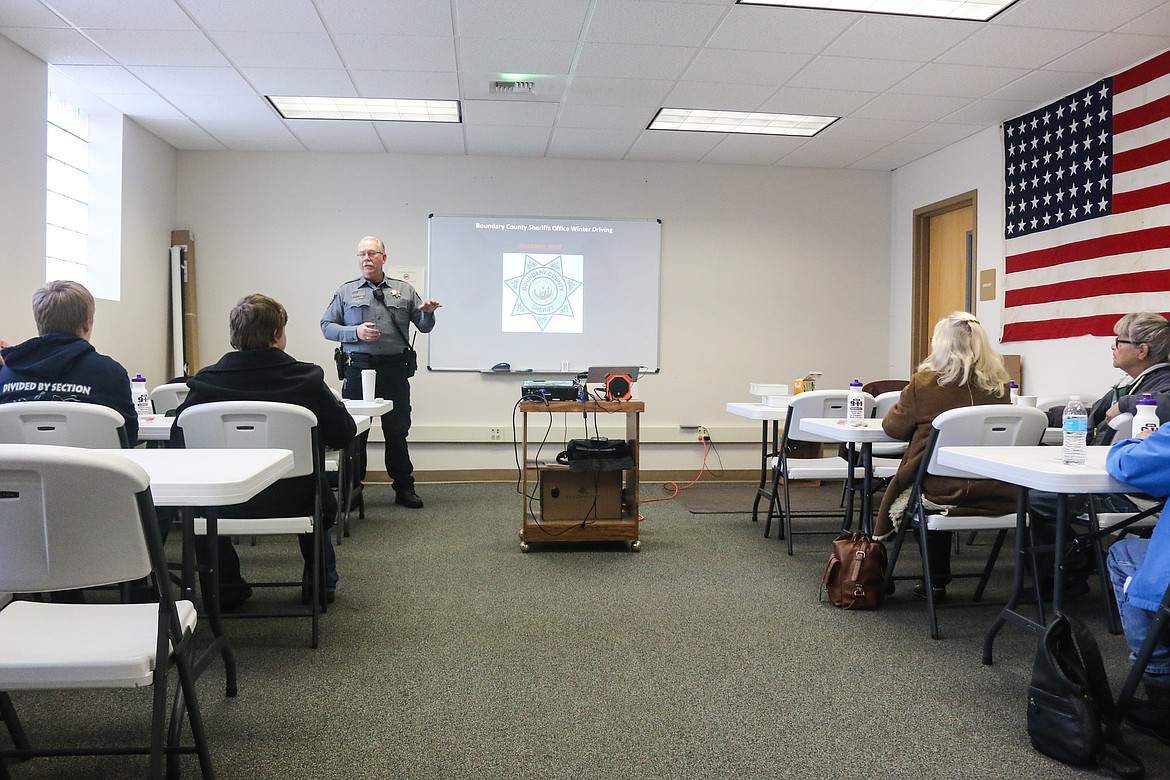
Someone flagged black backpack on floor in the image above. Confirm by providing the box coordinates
[1027,613,1144,779]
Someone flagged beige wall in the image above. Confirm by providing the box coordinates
[175,152,893,471]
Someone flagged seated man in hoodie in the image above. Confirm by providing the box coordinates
[173,294,356,610]
[0,280,137,443]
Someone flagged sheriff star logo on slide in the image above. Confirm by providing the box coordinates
[504,254,582,331]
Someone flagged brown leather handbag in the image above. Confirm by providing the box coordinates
[822,532,887,610]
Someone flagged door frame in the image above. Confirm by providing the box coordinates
[911,190,977,370]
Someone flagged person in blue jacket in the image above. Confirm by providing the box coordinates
[1106,421,1170,743]
[0,280,137,442]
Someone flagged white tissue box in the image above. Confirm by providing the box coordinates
[750,383,789,397]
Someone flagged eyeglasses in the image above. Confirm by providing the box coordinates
[357,250,384,259]
[1113,338,1135,349]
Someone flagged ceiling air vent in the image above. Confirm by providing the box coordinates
[491,80,534,94]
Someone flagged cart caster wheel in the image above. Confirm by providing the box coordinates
[630,540,641,552]
[520,540,530,553]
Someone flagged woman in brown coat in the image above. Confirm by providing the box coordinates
[875,311,1014,602]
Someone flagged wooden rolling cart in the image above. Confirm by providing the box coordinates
[518,400,644,552]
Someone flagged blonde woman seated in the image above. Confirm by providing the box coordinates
[875,311,1015,603]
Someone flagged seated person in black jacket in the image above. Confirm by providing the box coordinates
[173,294,356,609]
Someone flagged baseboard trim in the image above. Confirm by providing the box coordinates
[360,469,760,484]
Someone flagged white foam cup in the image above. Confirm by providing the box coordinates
[361,369,376,402]
[1016,395,1037,407]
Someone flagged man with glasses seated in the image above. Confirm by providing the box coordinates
[1030,312,1170,598]
[321,235,441,509]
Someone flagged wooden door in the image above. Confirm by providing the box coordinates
[912,193,976,368]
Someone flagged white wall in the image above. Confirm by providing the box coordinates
[0,35,177,392]
[176,152,893,471]
[890,127,1118,400]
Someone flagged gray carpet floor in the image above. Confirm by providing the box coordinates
[5,481,1170,779]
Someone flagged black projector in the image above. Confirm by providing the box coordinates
[521,380,579,401]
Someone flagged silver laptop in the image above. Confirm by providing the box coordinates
[585,366,640,384]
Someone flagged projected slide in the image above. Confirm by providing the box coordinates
[427,215,660,372]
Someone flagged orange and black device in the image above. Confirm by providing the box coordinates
[604,373,632,401]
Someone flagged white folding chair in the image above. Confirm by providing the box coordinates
[0,400,128,448]
[871,390,909,458]
[0,443,212,779]
[149,382,190,415]
[882,404,1049,639]
[175,401,328,648]
[764,390,901,554]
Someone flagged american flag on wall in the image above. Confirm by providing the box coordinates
[1001,49,1170,342]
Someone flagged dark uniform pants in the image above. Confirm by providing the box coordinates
[343,362,414,492]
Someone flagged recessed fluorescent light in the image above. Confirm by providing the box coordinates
[736,0,1021,22]
[648,108,838,137]
[267,96,461,123]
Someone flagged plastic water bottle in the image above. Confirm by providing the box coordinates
[1134,393,1160,439]
[131,373,151,416]
[1009,380,1019,404]
[847,378,865,426]
[1062,395,1088,465]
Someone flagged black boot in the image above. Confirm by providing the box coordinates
[1125,680,1170,744]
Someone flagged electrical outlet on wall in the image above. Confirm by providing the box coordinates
[489,427,503,441]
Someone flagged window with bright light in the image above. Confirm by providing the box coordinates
[46,93,90,285]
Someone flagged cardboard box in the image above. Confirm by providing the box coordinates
[541,470,622,520]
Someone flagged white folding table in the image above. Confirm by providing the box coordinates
[726,401,790,524]
[112,447,294,695]
[799,418,897,534]
[935,445,1137,664]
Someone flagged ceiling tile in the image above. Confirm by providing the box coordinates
[197,117,300,145]
[317,0,453,36]
[0,0,73,28]
[702,133,807,165]
[890,62,1031,98]
[240,68,358,97]
[167,94,280,122]
[353,70,460,99]
[373,121,466,155]
[759,86,876,115]
[940,96,1037,125]
[466,124,553,157]
[665,80,779,111]
[129,66,256,96]
[52,64,155,95]
[132,115,224,149]
[45,0,197,31]
[586,0,726,46]
[935,25,1101,69]
[900,122,985,145]
[851,92,973,122]
[851,141,942,170]
[461,99,559,126]
[210,31,344,69]
[288,120,387,152]
[548,126,642,159]
[818,116,926,143]
[454,37,575,75]
[1045,32,1170,75]
[626,129,725,163]
[454,0,591,40]
[996,0,1166,31]
[705,6,856,53]
[562,76,675,107]
[821,14,978,60]
[181,0,326,33]
[0,27,115,64]
[84,29,228,67]
[575,42,698,80]
[986,69,1101,103]
[556,103,657,129]
[777,136,889,168]
[95,92,185,117]
[788,56,923,93]
[684,49,812,86]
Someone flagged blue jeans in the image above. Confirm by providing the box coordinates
[1107,539,1170,684]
